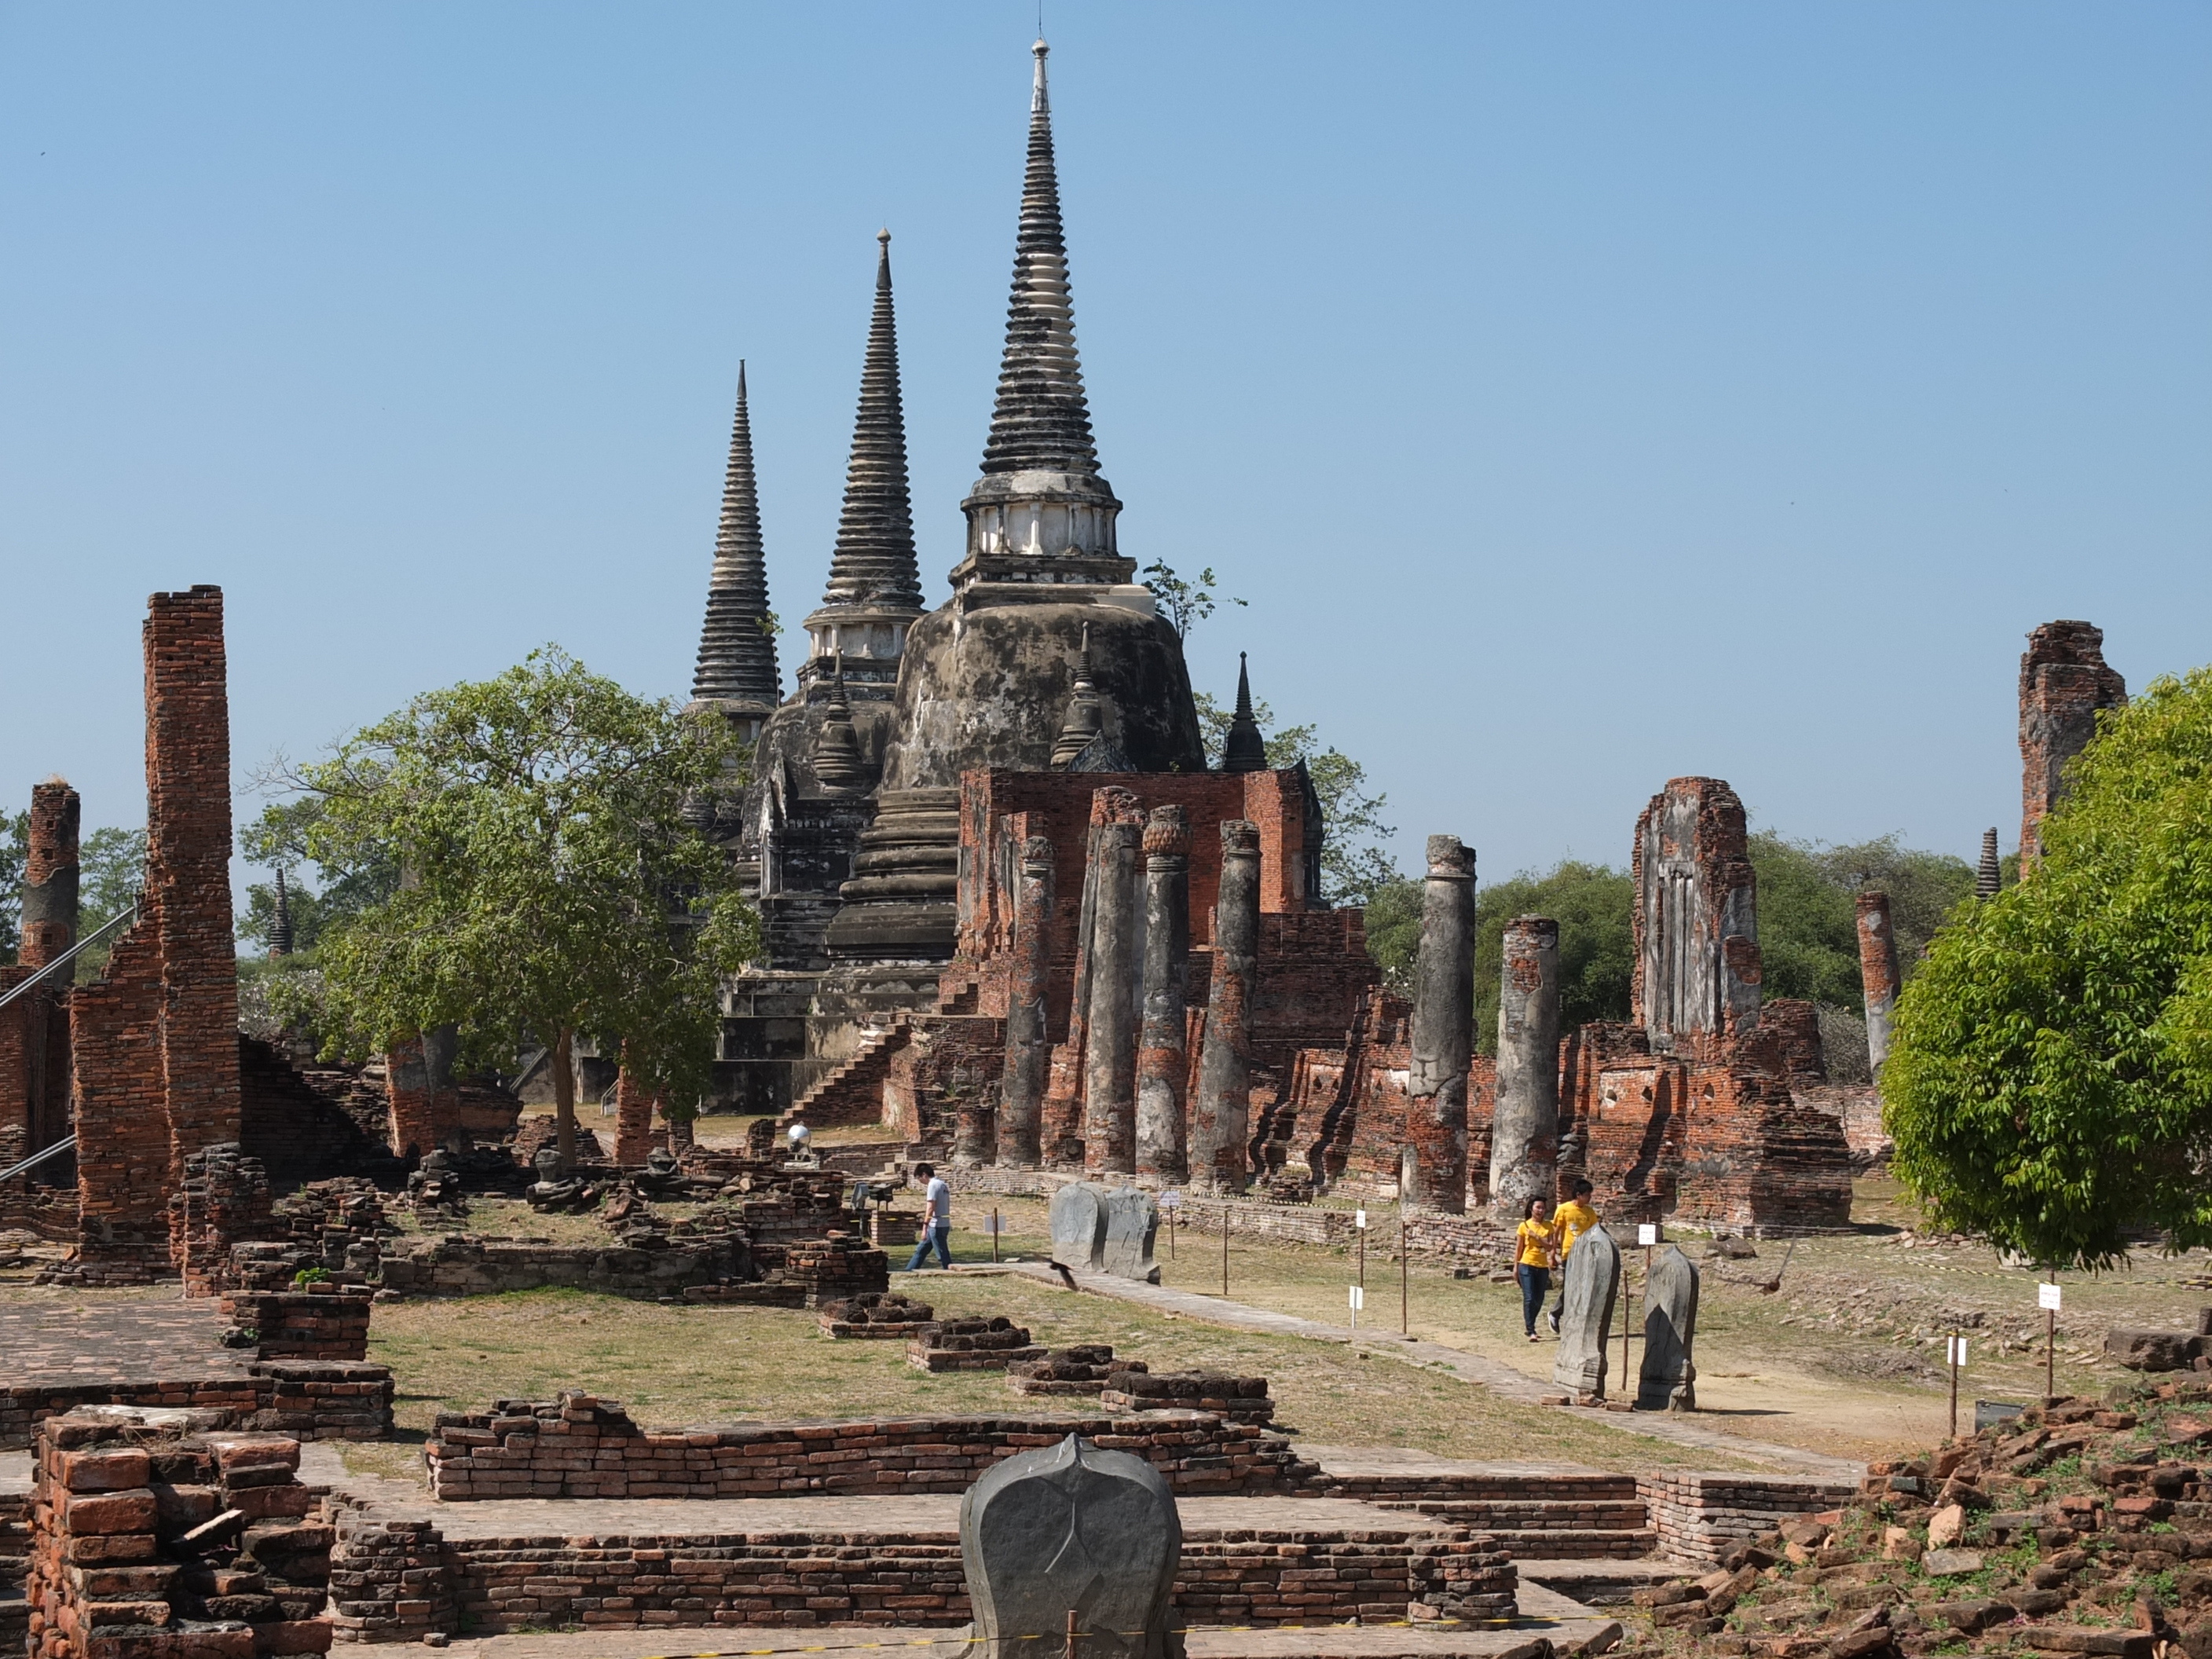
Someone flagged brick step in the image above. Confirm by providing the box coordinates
[1382,1498,1650,1529]
[1485,1528,1658,1561]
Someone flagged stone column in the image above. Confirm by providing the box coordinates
[20,782,82,969]
[998,834,1054,1166]
[1405,835,1474,1214]
[1080,788,1144,1175]
[1489,915,1559,1221]
[15,782,81,1165]
[1135,806,1192,1182]
[1855,891,1902,1075]
[1190,819,1260,1192]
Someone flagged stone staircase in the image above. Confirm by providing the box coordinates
[1329,1470,1657,1560]
[779,1016,913,1131]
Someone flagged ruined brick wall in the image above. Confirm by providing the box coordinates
[881,1014,1006,1145]
[218,1289,372,1362]
[0,1366,394,1452]
[70,588,241,1282]
[23,1408,335,1659]
[2020,619,2126,870]
[1637,1472,1858,1565]
[1632,777,1760,1052]
[2,782,80,1177]
[170,1143,272,1297]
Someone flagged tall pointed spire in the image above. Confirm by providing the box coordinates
[267,866,295,959]
[802,232,925,698]
[812,654,868,794]
[952,41,1130,593]
[1976,827,2001,901]
[1050,624,1104,767]
[1221,654,1267,772]
[981,40,1097,477]
[821,230,922,614]
[690,362,782,726]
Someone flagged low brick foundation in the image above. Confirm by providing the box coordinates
[1,1364,394,1451]
[1636,1472,1859,1564]
[1101,1373,1272,1426]
[22,1406,333,1659]
[220,1289,372,1361]
[355,1522,1514,1636]
[423,1395,1320,1501]
[375,1236,748,1301]
[818,1292,935,1339]
[905,1317,1040,1373]
[324,1503,458,1645]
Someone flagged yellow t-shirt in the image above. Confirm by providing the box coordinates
[1514,1218,1555,1269]
[1553,1200,1599,1258]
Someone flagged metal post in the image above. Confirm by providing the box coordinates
[1221,1206,1229,1298]
[1947,1328,1960,1443]
[1400,1210,1408,1335]
[1065,1606,1079,1659]
[991,1207,1000,1265]
[1620,1250,1632,1401]
[2046,1274,2057,1404]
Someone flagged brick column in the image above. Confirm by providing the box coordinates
[1079,788,1144,1176]
[998,834,1054,1166]
[1855,891,1901,1075]
[20,782,81,969]
[1189,820,1260,1193]
[1489,915,1559,1221]
[2019,619,2126,870]
[1405,835,1474,1214]
[3,784,82,1179]
[612,1059,659,1167]
[1135,805,1191,1182]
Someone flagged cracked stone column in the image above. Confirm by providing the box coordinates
[1489,915,1559,1222]
[1855,890,1901,1075]
[1405,834,1474,1214]
[998,834,1054,1166]
[1135,805,1192,1182]
[1191,819,1260,1193]
[1080,788,1144,1175]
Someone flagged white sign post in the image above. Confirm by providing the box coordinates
[1637,1223,1658,1247]
[1349,1284,1364,1330]
[2039,1281,2062,1402]
[1159,1190,1182,1262]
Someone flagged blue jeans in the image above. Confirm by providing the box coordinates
[1517,1264,1551,1335]
[906,1221,952,1271]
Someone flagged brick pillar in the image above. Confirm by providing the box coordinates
[385,1037,435,1160]
[1855,891,1901,1075]
[1489,915,1559,1221]
[1189,819,1260,1193]
[1135,805,1191,1182]
[20,781,82,969]
[145,587,240,1187]
[1405,835,1474,1214]
[998,834,1054,1166]
[612,1058,658,1167]
[4,784,82,1178]
[2019,619,2126,871]
[1079,788,1144,1177]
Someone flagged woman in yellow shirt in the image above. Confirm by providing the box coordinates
[1513,1198,1556,1341]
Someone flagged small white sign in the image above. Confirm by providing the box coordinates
[1348,1285,1365,1310]
[1637,1224,1658,1247]
[1355,1210,1368,1230]
[1946,1336,1969,1366]
[1159,1190,1182,1212]
[981,1214,1005,1235]
[2038,1283,2064,1311]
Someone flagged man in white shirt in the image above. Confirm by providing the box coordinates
[904,1163,953,1271]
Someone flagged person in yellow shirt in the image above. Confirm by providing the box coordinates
[1513,1198,1556,1341]
[1547,1179,1599,1335]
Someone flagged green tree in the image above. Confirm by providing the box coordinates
[0,810,25,958]
[290,648,758,1170]
[1886,666,2212,1268]
[1193,692,1398,907]
[1141,561,1245,642]
[1364,861,1635,1051]
[1749,830,1977,1007]
[73,827,146,981]
[236,796,400,954]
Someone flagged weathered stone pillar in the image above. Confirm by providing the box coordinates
[20,782,82,969]
[1855,891,1901,1075]
[1191,819,1260,1192]
[2019,620,2126,870]
[1489,915,1559,1221]
[998,834,1054,1166]
[1405,835,1474,1214]
[1135,806,1192,1182]
[1080,788,1144,1176]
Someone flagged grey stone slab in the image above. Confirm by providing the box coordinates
[1635,1244,1699,1412]
[1101,1188,1160,1281]
[961,1431,1182,1659]
[1050,1182,1111,1270]
[1551,1225,1621,1400]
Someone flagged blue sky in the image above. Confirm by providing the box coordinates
[2,2,2207,889]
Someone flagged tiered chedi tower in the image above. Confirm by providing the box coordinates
[687,362,783,745]
[711,40,1207,1112]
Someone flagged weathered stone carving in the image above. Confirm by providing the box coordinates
[960,1430,1185,1659]
[1406,836,1474,1213]
[1553,1223,1621,1401]
[1636,1243,1699,1412]
[1100,1187,1159,1282]
[1489,915,1558,1221]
